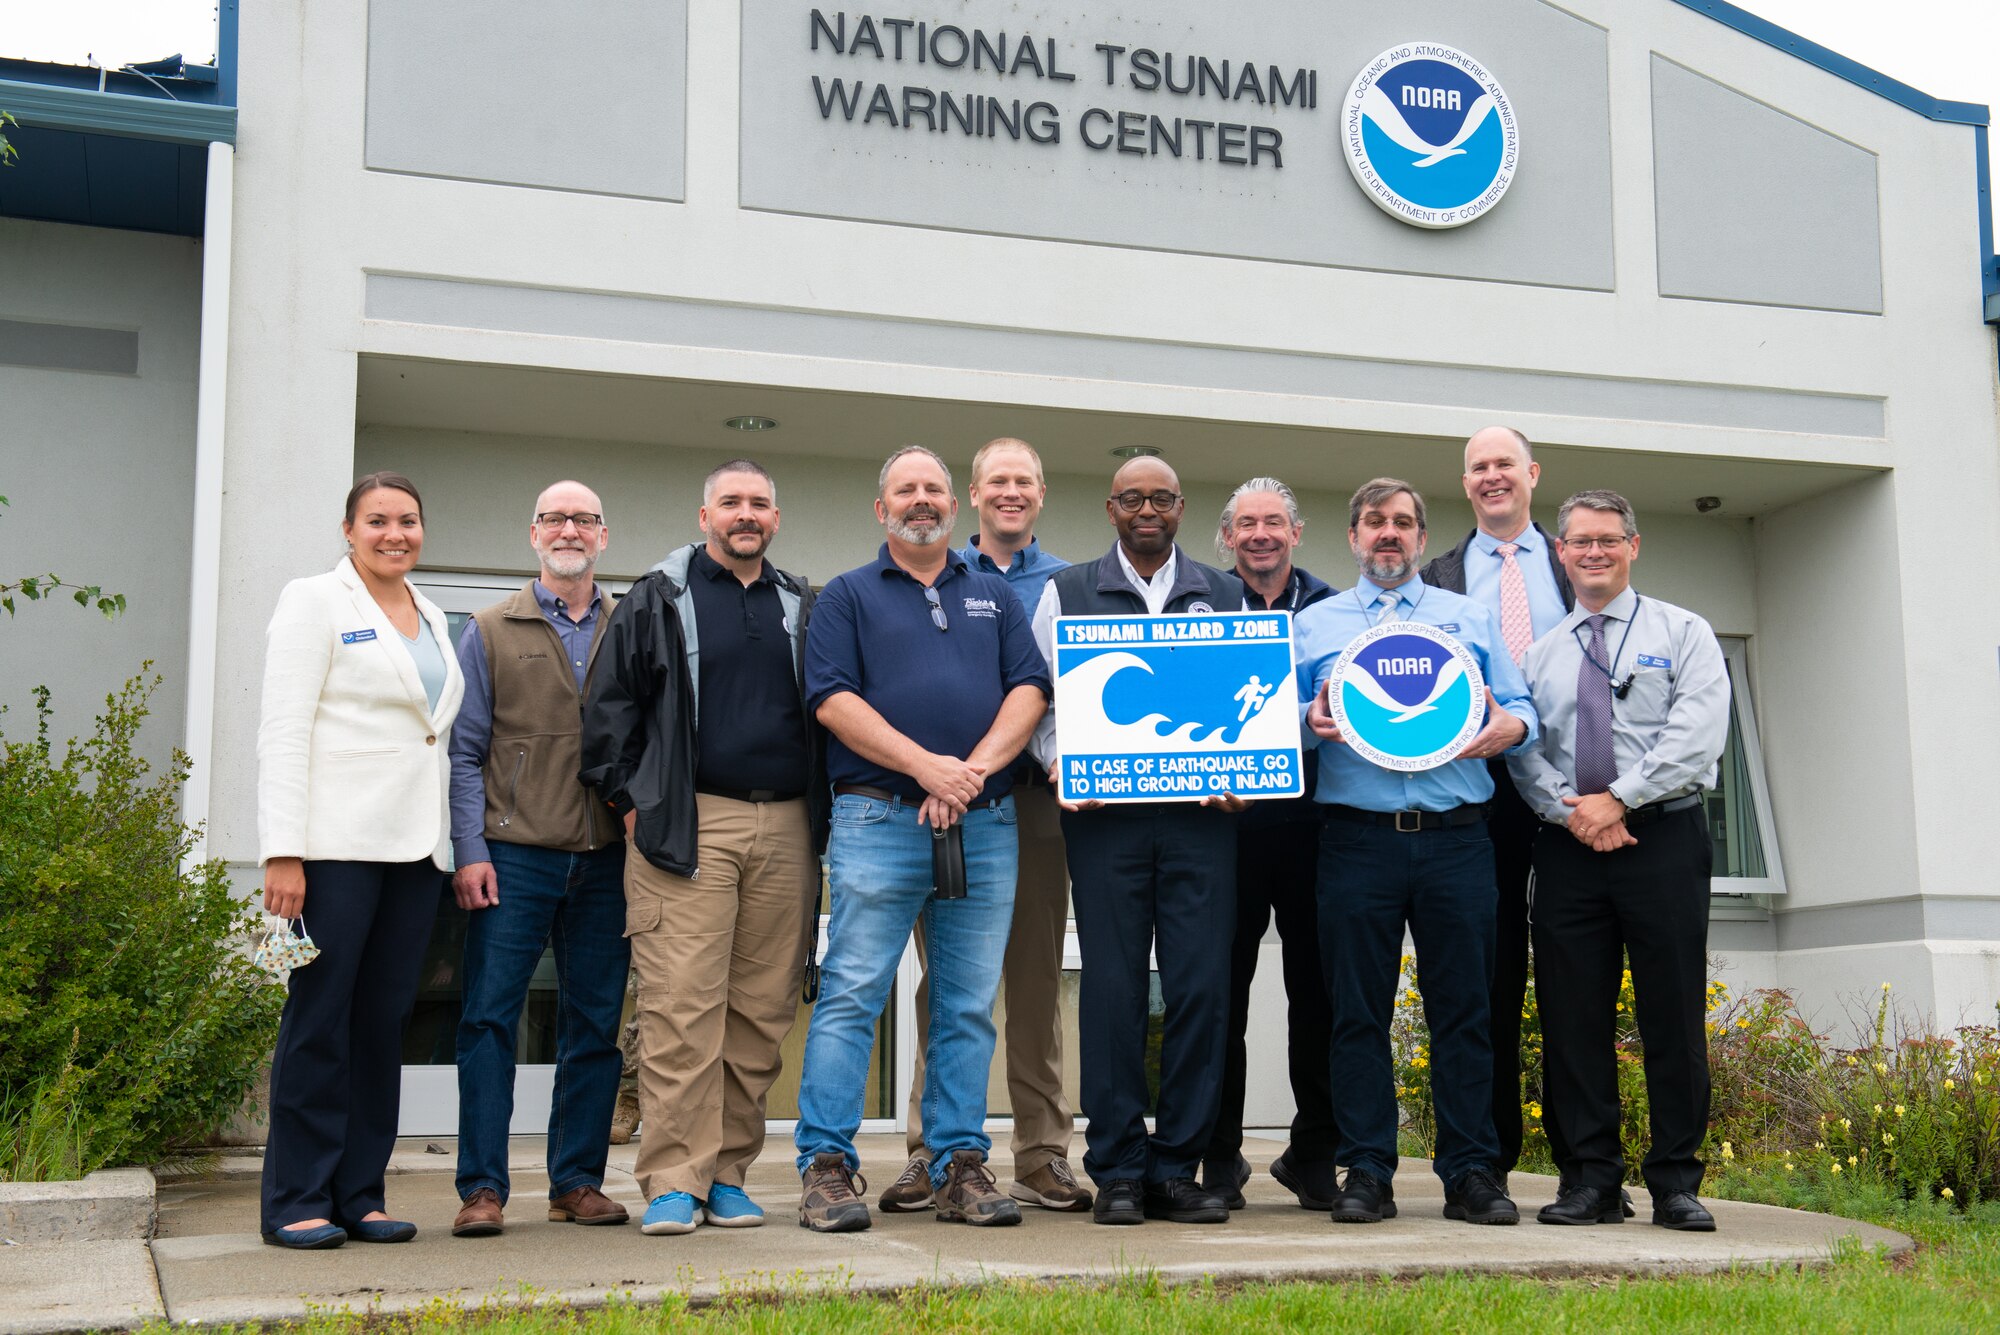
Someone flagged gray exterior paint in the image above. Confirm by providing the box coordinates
[364,0,688,201]
[0,318,139,374]
[1652,57,1884,313]
[739,0,1615,289]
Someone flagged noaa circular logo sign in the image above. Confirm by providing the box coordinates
[1326,622,1486,771]
[1342,43,1519,229]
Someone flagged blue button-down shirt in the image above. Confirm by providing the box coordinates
[449,581,603,867]
[959,535,1071,616]
[807,545,1051,805]
[1463,525,1568,641]
[1292,575,1538,812]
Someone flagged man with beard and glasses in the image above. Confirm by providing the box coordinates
[1293,478,1537,1228]
[793,446,1050,1232]
[450,481,630,1236]
[580,460,828,1236]
[1202,477,1341,1213]
[1028,455,1248,1227]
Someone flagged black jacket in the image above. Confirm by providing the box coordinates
[1238,563,1337,828]
[1421,523,1574,610]
[579,546,828,877]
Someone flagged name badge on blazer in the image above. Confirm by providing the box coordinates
[1636,654,1671,670]
[340,629,378,644]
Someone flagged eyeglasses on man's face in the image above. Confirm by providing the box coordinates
[1110,490,1183,514]
[923,584,949,632]
[534,511,604,531]
[1561,535,1632,553]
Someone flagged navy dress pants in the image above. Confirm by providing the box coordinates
[260,859,440,1232]
[1485,758,1573,1176]
[1063,803,1236,1186]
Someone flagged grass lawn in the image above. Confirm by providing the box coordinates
[141,1186,2000,1335]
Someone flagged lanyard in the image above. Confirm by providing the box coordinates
[1572,596,1642,688]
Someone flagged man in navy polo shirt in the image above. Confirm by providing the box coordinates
[794,446,1051,1233]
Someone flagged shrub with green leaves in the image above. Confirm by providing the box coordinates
[0,672,283,1180]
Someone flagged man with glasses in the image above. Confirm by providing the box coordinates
[450,482,629,1236]
[1029,455,1248,1226]
[580,460,827,1236]
[793,446,1050,1232]
[1507,490,1730,1231]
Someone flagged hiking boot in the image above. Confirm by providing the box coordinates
[1009,1158,1094,1211]
[879,1153,935,1212]
[935,1150,1022,1226]
[608,1090,641,1145]
[798,1152,871,1233]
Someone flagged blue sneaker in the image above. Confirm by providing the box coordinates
[640,1191,699,1235]
[704,1183,766,1228]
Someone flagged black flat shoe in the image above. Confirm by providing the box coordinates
[342,1217,418,1243]
[261,1222,348,1249]
[1651,1190,1716,1231]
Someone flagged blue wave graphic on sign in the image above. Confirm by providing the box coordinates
[1360,57,1503,209]
[1342,670,1475,758]
[1065,644,1284,747]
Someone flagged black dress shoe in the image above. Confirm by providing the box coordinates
[1651,1190,1717,1231]
[1092,1177,1145,1226]
[1143,1177,1230,1224]
[1329,1169,1396,1223]
[1536,1183,1624,1225]
[1444,1167,1519,1225]
[1269,1149,1338,1211]
[1201,1154,1252,1210]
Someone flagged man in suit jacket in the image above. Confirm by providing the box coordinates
[1419,427,1579,1193]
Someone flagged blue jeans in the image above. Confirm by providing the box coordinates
[456,840,629,1204]
[795,794,1017,1188]
[1317,816,1500,1188]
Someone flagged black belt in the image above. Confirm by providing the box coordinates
[698,786,803,804]
[1013,761,1050,789]
[1622,793,1702,827]
[1324,802,1490,833]
[832,783,899,802]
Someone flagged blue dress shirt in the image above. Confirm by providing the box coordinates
[1292,575,1538,813]
[1463,525,1568,641]
[959,535,1071,615]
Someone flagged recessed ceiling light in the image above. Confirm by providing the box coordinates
[724,416,779,432]
[1108,445,1162,458]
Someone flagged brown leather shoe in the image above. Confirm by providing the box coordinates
[452,1188,504,1237]
[935,1150,1021,1226]
[547,1183,629,1225]
[1009,1158,1094,1211]
[608,1090,641,1145]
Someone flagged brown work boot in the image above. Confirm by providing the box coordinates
[1009,1157,1094,1211]
[608,1090,641,1145]
[878,1153,934,1212]
[547,1183,629,1225]
[451,1188,504,1237]
[798,1152,872,1233]
[935,1150,1022,1226]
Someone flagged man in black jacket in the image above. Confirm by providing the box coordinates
[1030,455,1248,1226]
[579,459,827,1237]
[1419,427,1576,1192]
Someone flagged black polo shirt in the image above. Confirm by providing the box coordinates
[686,546,811,796]
[804,544,1050,804]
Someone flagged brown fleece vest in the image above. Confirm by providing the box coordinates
[471,583,617,852]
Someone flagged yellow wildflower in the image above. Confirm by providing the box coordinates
[1831,1163,1843,1174]
[1881,982,1892,992]
[1736,1018,1750,1029]
[1783,1162,1795,1172]
[1814,1141,1825,1151]
[1943,1188,1955,1200]
[1841,1118,1852,1131]
[1845,1056,1858,1067]
[1944,1079,1956,1091]
[1847,1156,1857,1167]
[1721,1142,1734,1161]
[1895,1105,1906,1117]
[1875,1062,1889,1075]
[1882,1132,1894,1146]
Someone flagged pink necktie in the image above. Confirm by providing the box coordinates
[1496,543,1532,665]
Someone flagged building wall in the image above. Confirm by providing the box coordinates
[0,218,201,766]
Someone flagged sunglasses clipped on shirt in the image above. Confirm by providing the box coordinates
[923,584,949,632]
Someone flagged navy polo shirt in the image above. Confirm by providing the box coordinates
[805,544,1051,804]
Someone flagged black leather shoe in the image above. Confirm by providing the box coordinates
[1201,1154,1252,1210]
[1143,1177,1230,1224]
[1444,1167,1519,1225]
[1329,1169,1396,1223]
[261,1222,347,1249]
[1622,1187,1637,1218]
[1092,1177,1145,1226]
[1536,1183,1625,1225]
[1651,1190,1717,1231]
[1269,1149,1338,1210]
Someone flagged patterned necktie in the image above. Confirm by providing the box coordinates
[1574,614,1617,795]
[1496,543,1533,665]
[1374,589,1400,624]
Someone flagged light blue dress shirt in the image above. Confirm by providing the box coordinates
[959,535,1071,614]
[1292,575,1538,813]
[1463,525,1568,641]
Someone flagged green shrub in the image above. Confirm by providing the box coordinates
[0,671,283,1180]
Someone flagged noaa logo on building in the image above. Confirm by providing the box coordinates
[1325,622,1486,771]
[1342,44,1518,229]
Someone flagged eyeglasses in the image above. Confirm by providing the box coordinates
[1111,490,1183,513]
[922,585,949,632]
[534,511,604,531]
[1561,535,1631,552]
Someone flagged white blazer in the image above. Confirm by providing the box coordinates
[257,556,465,868]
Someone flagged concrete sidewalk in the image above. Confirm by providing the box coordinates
[7,1134,1913,1330]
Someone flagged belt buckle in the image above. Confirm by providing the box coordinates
[1394,810,1423,834]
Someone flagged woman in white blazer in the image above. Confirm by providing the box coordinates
[256,471,464,1250]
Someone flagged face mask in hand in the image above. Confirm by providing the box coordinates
[253,914,321,980]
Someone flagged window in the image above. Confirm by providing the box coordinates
[1704,637,1785,895]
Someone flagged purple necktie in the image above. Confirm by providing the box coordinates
[1574,614,1617,795]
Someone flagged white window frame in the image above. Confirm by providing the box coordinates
[1712,637,1786,897]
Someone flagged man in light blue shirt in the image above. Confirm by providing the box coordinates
[1293,478,1537,1229]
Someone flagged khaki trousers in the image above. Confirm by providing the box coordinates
[906,783,1073,1173]
[625,794,813,1200]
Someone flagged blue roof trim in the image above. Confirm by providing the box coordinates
[1669,1,1988,126]
[1980,127,2000,314]
[0,78,235,146]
